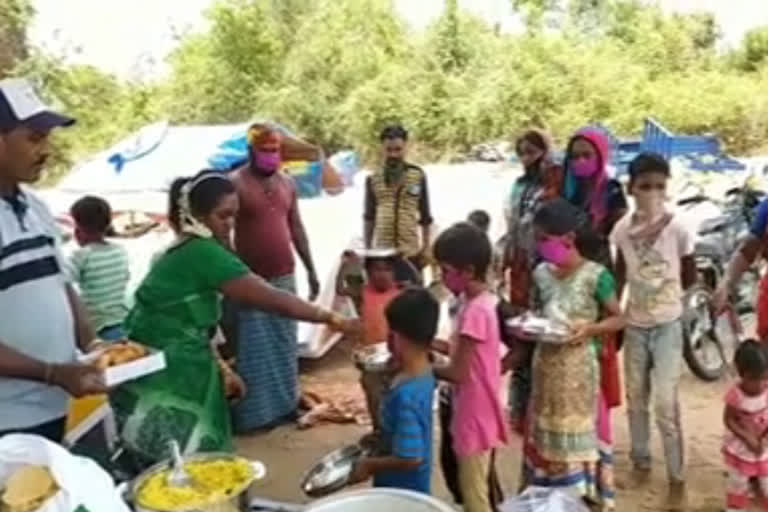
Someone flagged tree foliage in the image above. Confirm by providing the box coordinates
[11,53,161,182]
[0,0,33,77]
[9,0,768,184]
[736,26,768,71]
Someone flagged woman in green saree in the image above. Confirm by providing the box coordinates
[110,171,355,473]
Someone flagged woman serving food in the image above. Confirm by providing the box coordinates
[109,170,357,473]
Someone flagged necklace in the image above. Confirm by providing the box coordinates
[252,172,280,212]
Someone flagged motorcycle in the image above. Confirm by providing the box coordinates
[677,180,765,381]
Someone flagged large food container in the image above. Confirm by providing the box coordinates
[305,489,455,512]
[126,452,265,512]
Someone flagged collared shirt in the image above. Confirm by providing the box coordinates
[364,165,433,257]
[0,186,76,430]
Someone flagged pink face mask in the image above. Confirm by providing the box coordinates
[570,156,599,177]
[254,151,282,175]
[536,238,572,266]
[442,267,470,296]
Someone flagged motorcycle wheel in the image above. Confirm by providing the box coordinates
[682,284,727,381]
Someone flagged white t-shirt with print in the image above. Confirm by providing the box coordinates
[610,213,695,328]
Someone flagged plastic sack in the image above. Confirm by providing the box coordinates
[328,151,360,187]
[499,487,590,512]
[0,434,131,512]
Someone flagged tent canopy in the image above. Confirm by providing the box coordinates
[60,123,247,194]
[45,121,327,216]
[59,121,322,195]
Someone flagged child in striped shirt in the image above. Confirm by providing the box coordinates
[69,196,130,341]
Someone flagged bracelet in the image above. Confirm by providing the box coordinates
[217,358,235,373]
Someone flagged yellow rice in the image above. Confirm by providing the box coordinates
[137,458,253,511]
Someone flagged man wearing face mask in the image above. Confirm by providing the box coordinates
[363,124,433,285]
[230,124,320,432]
[609,152,696,508]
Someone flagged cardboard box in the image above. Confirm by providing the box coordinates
[79,344,166,387]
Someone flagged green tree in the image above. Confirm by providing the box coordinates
[8,0,768,187]
[511,0,562,30]
[0,0,33,77]
[166,0,286,124]
[739,26,768,71]
[11,54,162,182]
[264,0,408,148]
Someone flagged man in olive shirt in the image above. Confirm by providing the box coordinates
[0,78,106,442]
[363,125,433,284]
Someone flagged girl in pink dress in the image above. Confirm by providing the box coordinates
[724,339,768,511]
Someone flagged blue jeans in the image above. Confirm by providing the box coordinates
[624,320,685,482]
[98,324,126,342]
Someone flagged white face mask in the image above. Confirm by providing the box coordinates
[634,190,666,218]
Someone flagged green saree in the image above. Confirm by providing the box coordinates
[110,237,249,467]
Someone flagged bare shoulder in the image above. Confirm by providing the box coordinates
[276,171,297,194]
[229,166,247,185]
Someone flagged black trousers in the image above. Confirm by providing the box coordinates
[438,388,503,506]
[0,416,67,443]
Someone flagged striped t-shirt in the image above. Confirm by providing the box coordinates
[68,242,130,332]
[374,371,435,493]
[0,186,76,430]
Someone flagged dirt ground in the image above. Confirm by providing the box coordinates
[236,338,732,511]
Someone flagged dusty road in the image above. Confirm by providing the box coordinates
[236,339,733,511]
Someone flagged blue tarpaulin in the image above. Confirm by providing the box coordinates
[207,121,325,198]
[59,121,330,199]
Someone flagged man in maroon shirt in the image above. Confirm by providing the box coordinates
[231,124,320,432]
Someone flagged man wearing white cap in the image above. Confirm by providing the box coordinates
[0,78,107,442]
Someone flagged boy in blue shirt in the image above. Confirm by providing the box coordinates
[350,287,438,494]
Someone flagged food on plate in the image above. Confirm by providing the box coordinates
[507,313,570,343]
[1,465,58,512]
[352,343,391,372]
[93,341,148,369]
[136,458,254,511]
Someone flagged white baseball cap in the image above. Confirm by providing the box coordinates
[0,78,75,132]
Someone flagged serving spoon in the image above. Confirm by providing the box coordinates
[167,440,193,488]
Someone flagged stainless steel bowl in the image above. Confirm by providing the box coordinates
[300,445,368,498]
[127,452,265,512]
[305,488,455,512]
